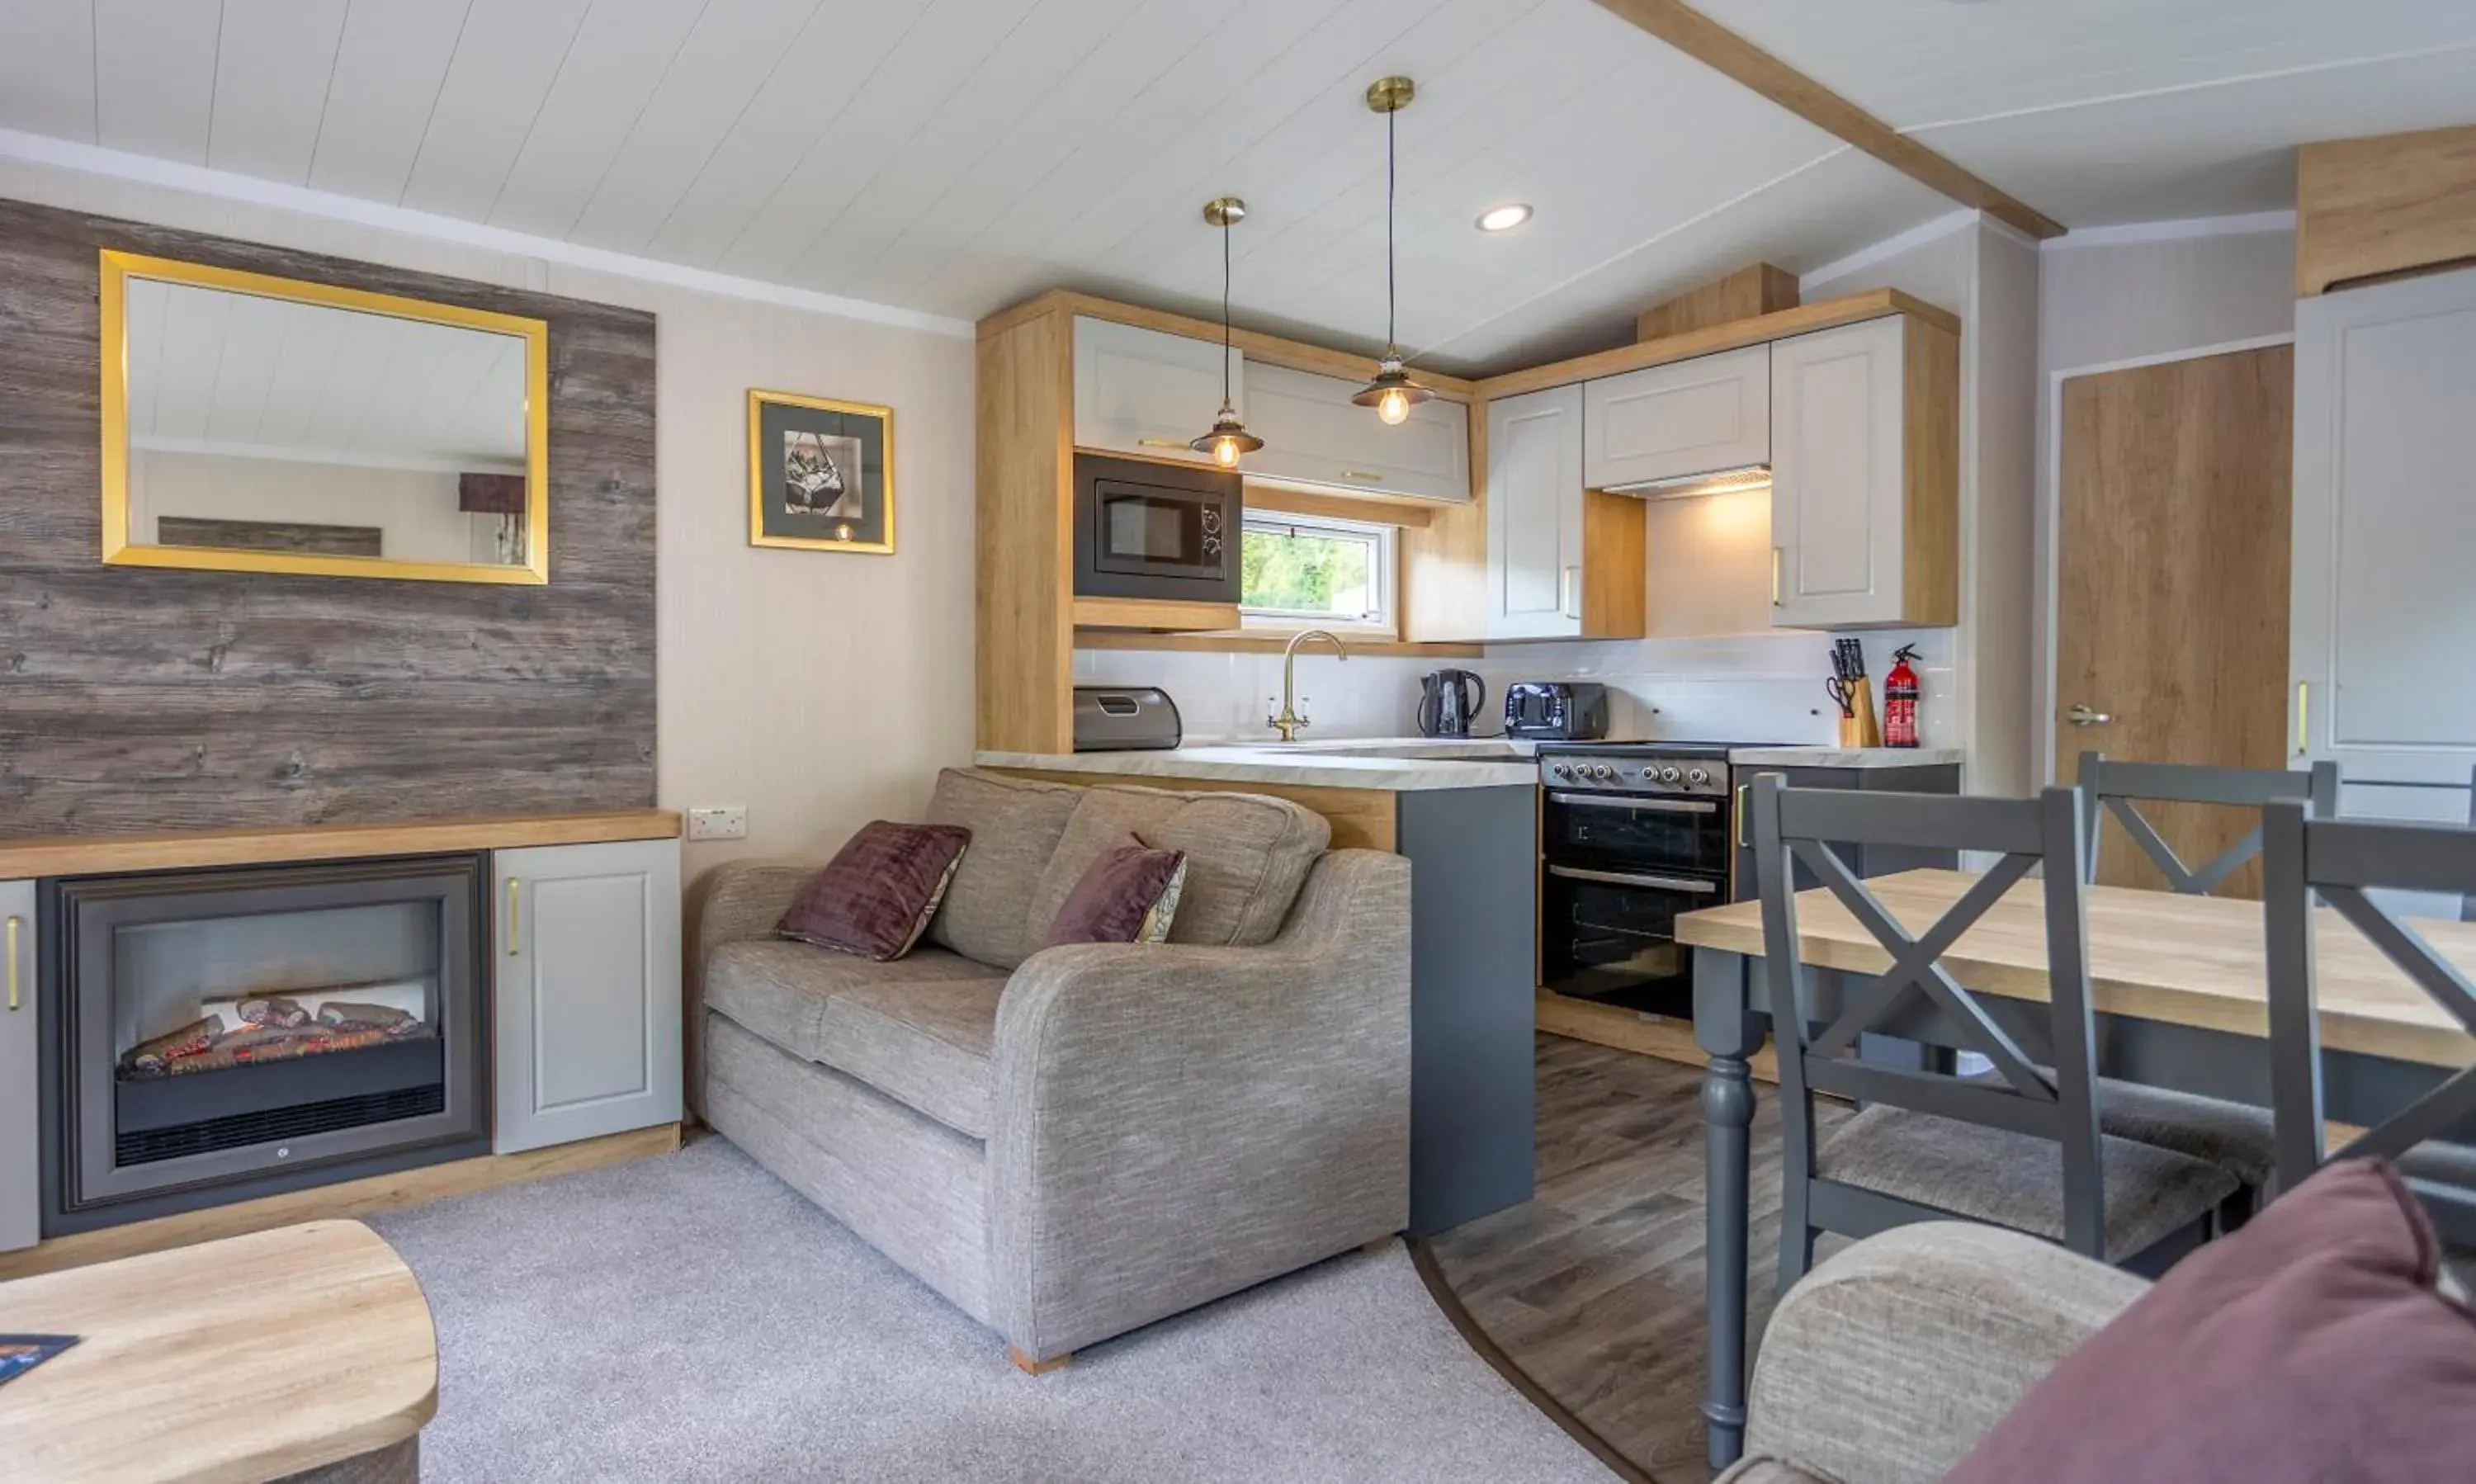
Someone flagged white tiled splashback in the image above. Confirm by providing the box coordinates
[1075,630,1957,749]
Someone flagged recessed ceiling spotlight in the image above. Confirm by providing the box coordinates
[1476,203,1533,233]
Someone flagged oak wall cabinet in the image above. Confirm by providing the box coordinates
[0,878,33,1253]
[491,838,683,1156]
[1242,362,1471,504]
[1581,343,1770,493]
[1070,316,1243,465]
[1484,385,1644,641]
[1766,314,1959,631]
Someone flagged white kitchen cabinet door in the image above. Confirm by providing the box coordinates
[1582,343,1770,491]
[1770,317,1910,629]
[493,839,682,1155]
[1240,362,1470,502]
[1,880,34,1252]
[1072,315,1242,465]
[2293,263,2476,910]
[1486,384,1586,639]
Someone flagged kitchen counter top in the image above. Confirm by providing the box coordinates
[978,737,1963,790]
[1727,746,1966,768]
[974,736,1538,792]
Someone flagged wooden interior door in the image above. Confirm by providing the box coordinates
[2055,345,2293,896]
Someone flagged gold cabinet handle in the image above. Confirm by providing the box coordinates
[1561,565,1581,620]
[2295,681,2308,756]
[5,916,18,1012]
[504,878,521,957]
[1136,437,1187,449]
[1736,785,1751,849]
[1341,470,1384,482]
[1771,547,1784,607]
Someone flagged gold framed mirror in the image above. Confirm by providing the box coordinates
[99,250,550,584]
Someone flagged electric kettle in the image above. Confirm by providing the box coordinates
[1417,670,1486,739]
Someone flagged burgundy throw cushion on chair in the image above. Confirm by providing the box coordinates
[1044,835,1188,948]
[777,821,971,962]
[1946,1157,2476,1484]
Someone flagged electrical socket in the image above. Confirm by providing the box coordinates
[686,806,748,842]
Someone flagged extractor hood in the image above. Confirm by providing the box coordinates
[1600,463,1773,500]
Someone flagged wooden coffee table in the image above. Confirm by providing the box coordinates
[0,1220,437,1482]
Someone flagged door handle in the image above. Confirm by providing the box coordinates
[1561,565,1581,620]
[504,878,522,957]
[2066,703,2112,727]
[1771,547,1783,607]
[5,916,18,1012]
[1548,792,1718,815]
[2294,681,2308,756]
[1736,784,1751,848]
[1548,864,1721,895]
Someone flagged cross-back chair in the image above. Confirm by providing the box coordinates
[2264,801,2476,1245]
[2076,751,2340,896]
[1752,775,2237,1296]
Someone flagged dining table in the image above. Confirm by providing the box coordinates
[1675,867,2476,1470]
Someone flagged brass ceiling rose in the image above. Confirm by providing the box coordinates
[1365,76,1415,114]
[1203,196,1246,228]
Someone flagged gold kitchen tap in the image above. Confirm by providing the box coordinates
[1268,629,1349,742]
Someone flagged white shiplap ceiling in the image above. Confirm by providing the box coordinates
[5,1,2474,374]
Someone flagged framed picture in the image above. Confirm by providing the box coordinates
[747,390,894,554]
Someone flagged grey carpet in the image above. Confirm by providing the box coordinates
[371,1138,1612,1482]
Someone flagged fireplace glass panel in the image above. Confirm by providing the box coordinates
[113,900,442,1081]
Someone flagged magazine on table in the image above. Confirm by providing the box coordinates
[0,1334,78,1387]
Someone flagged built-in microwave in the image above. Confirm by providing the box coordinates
[1072,452,1242,604]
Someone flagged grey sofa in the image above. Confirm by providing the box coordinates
[1717,1222,2148,1483]
[688,768,1412,1367]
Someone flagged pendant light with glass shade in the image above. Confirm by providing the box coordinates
[1188,196,1264,469]
[1353,76,1434,427]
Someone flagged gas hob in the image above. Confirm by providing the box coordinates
[1533,741,1789,797]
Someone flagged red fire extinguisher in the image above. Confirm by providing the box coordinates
[1883,645,1921,749]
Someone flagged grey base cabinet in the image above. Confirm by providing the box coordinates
[2,879,33,1252]
[492,839,683,1155]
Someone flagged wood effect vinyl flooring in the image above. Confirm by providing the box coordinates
[1423,1034,1850,1484]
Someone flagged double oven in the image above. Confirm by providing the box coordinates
[1537,743,1752,1017]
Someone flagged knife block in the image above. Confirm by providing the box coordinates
[1836,678,1883,749]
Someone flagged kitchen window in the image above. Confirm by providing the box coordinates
[1240,512,1395,632]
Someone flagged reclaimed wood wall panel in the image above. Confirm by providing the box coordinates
[0,197,658,836]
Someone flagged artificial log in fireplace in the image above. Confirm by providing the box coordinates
[40,854,490,1234]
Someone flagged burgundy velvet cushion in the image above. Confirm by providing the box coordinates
[1044,835,1188,948]
[1947,1158,2476,1484]
[777,821,971,962]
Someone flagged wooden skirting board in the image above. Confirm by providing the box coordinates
[0,1123,681,1282]
[1536,990,1779,1083]
[0,809,682,880]
[986,768,1397,853]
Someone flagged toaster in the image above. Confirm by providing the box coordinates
[1072,686,1182,752]
[1503,682,1609,740]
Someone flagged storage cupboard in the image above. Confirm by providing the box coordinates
[2291,262,2476,885]
[1581,343,1770,492]
[0,879,32,1252]
[492,839,683,1156]
[1071,316,1244,464]
[1242,362,1470,503]
[1767,315,1959,630]
[1484,385,1643,640]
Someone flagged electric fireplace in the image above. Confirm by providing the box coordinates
[41,853,489,1233]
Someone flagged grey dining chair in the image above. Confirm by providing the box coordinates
[2068,752,2342,1206]
[1751,775,2237,1296]
[2075,751,2340,896]
[2262,800,2476,1245]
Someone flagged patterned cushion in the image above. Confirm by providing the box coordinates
[922,770,1082,969]
[1043,836,1188,948]
[1027,784,1329,949]
[703,939,1009,1138]
[777,821,969,961]
[1817,1104,2239,1261]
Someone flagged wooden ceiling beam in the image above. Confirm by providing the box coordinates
[1594,0,2067,241]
